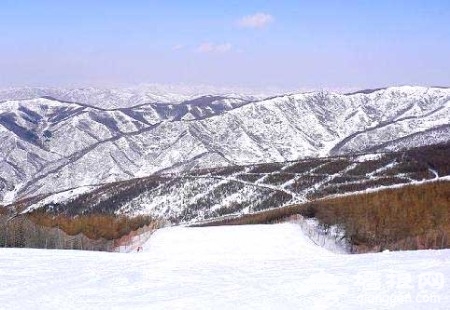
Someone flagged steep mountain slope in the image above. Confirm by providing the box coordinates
[0,94,253,202]
[0,86,449,203]
[14,143,450,223]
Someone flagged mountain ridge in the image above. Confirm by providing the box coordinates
[1,85,449,204]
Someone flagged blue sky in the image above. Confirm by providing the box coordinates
[1,0,449,90]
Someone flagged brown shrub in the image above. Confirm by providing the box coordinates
[263,173,295,186]
[282,159,327,173]
[313,159,351,174]
[28,212,160,240]
[248,163,286,174]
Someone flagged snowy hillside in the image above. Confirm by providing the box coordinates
[14,143,450,222]
[1,223,448,309]
[0,86,449,203]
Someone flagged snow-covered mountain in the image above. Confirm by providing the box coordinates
[13,143,450,222]
[1,86,449,204]
[0,84,265,109]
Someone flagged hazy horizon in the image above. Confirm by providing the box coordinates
[1,83,449,99]
[1,0,449,89]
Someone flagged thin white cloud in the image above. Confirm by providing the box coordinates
[172,44,184,51]
[196,42,232,53]
[237,12,274,29]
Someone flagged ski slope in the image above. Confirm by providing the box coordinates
[1,223,449,309]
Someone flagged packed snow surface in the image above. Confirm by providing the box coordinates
[1,224,449,309]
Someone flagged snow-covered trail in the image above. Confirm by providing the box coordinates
[1,224,450,309]
[144,223,333,262]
